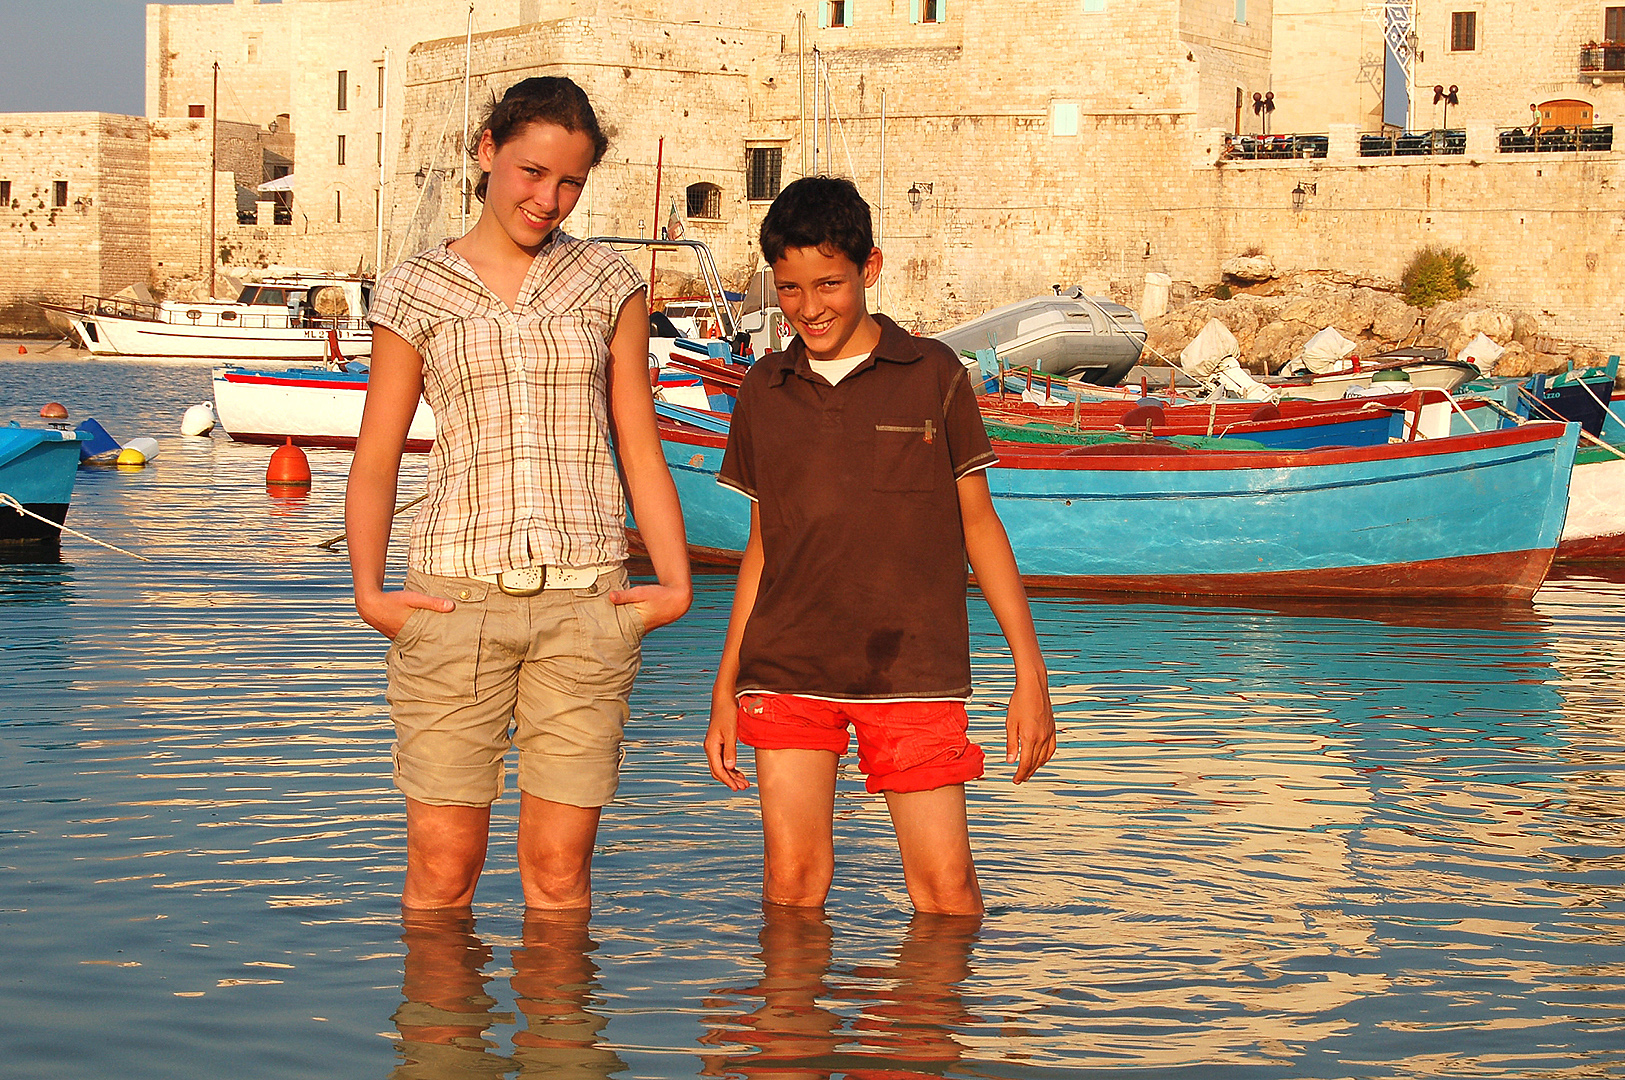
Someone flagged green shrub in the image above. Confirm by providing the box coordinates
[1401,246,1476,308]
[1213,282,1233,300]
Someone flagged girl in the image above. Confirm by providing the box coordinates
[347,77,690,911]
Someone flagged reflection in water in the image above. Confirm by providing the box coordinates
[701,909,979,1078]
[390,912,625,1079]
[392,913,512,1079]
[5,358,1625,1079]
[511,914,626,1077]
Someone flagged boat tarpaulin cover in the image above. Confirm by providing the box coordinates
[1283,326,1359,375]
[1457,332,1506,373]
[1179,319,1273,401]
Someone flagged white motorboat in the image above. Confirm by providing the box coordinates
[212,364,434,451]
[45,274,373,362]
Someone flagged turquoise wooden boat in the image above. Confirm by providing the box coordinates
[0,425,87,545]
[639,415,1579,599]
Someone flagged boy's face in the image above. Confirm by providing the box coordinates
[770,244,884,362]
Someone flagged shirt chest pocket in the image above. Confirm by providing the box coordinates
[872,416,940,493]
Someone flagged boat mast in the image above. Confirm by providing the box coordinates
[461,4,473,234]
[649,136,664,285]
[798,11,807,177]
[877,87,885,310]
[376,47,389,275]
[208,61,218,299]
[812,45,820,175]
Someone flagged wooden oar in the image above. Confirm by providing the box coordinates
[1482,397,1625,460]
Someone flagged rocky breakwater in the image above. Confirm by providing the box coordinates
[1143,256,1620,383]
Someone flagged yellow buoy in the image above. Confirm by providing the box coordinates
[115,447,148,467]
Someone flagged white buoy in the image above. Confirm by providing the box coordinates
[181,402,216,437]
[122,436,161,462]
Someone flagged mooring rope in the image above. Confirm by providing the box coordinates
[0,492,152,561]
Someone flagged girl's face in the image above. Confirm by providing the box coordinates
[476,120,597,252]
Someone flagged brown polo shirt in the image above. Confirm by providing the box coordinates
[718,314,997,701]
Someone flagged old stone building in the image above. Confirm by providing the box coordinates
[1,0,1621,346]
[1273,1,1625,134]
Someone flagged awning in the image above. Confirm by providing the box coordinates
[256,174,295,193]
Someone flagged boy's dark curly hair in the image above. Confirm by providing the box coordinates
[758,176,874,268]
[471,76,609,202]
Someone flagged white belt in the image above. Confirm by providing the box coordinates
[468,564,614,596]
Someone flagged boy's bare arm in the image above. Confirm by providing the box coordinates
[956,472,1056,783]
[706,504,765,790]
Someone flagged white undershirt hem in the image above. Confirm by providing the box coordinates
[806,354,871,385]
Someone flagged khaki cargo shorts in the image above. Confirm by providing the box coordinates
[385,565,645,808]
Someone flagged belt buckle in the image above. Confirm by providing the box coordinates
[496,567,545,596]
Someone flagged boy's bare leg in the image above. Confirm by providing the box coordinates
[518,793,602,911]
[756,748,839,907]
[403,799,491,909]
[884,786,984,916]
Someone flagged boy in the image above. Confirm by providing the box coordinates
[703,176,1055,916]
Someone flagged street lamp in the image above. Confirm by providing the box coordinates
[906,182,932,212]
[1291,181,1317,211]
[1433,84,1460,131]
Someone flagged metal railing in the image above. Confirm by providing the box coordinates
[1496,124,1614,152]
[1579,45,1625,71]
[1358,129,1466,156]
[78,294,368,332]
[1221,133,1329,160]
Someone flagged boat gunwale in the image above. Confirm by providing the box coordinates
[656,416,1577,473]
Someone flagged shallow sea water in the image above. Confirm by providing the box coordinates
[3,351,1624,1079]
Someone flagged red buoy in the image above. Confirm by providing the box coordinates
[17,345,27,355]
[266,437,311,488]
[40,402,68,419]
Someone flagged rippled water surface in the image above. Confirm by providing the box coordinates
[4,353,1624,1079]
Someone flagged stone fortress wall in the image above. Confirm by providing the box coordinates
[0,0,1620,351]
[0,114,150,332]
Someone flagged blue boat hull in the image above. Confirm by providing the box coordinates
[642,421,1579,599]
[0,428,86,545]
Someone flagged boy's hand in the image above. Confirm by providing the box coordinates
[705,688,751,791]
[1005,678,1056,783]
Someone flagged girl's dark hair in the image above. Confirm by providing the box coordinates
[758,176,873,269]
[471,76,609,201]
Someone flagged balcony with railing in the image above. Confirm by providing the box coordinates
[1497,124,1614,152]
[1579,43,1625,75]
[1220,133,1329,161]
[1358,129,1467,156]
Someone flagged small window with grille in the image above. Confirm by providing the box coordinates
[686,182,722,219]
[746,147,783,202]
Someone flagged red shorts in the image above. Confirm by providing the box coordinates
[735,693,985,794]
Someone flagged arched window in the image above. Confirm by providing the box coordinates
[686,182,722,220]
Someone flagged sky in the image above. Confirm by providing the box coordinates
[0,0,221,116]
